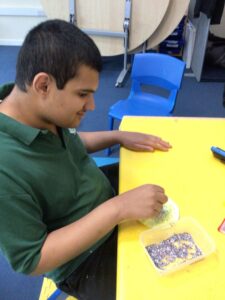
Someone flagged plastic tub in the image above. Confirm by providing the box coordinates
[140,216,216,275]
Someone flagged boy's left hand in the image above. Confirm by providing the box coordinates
[119,131,172,152]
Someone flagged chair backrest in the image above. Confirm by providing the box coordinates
[131,53,185,91]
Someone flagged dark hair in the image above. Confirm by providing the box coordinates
[15,19,102,91]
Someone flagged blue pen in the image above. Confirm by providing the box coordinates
[211,146,225,161]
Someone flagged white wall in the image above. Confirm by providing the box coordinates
[0,0,47,45]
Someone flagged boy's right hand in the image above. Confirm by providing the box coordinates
[114,184,168,222]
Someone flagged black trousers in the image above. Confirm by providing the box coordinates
[57,163,119,300]
[100,162,119,195]
[57,227,118,300]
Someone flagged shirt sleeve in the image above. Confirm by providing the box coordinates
[0,193,47,274]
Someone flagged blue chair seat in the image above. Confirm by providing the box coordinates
[92,156,119,167]
[109,93,174,120]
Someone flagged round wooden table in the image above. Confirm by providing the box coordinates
[146,0,190,49]
[41,0,170,56]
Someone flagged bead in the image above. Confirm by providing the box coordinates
[146,232,202,271]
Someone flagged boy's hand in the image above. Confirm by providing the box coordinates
[118,131,172,152]
[114,184,168,221]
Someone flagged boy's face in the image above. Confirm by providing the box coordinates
[43,65,99,129]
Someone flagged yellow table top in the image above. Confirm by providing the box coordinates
[117,116,225,300]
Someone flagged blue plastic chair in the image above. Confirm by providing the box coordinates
[108,53,185,130]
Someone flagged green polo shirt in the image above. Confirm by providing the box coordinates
[0,88,114,283]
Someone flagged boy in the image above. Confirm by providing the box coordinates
[0,19,171,300]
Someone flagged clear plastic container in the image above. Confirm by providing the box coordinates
[140,216,216,275]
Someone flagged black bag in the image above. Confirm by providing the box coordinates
[205,32,225,68]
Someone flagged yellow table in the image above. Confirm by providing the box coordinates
[117,116,225,300]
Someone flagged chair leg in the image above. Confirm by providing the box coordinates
[47,288,61,300]
[109,116,114,131]
[106,116,114,156]
[105,147,111,156]
[47,288,68,300]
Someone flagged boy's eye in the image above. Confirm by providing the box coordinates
[79,93,87,98]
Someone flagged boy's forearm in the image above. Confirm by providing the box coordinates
[31,196,122,275]
[78,131,122,153]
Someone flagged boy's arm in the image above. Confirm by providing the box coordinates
[78,130,171,153]
[32,184,167,275]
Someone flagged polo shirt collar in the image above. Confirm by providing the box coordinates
[0,113,41,145]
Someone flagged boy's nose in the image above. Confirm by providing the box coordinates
[86,95,95,111]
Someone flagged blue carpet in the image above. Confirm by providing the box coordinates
[173,78,225,117]
[0,46,225,299]
[0,252,43,300]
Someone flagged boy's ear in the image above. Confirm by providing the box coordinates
[32,73,53,96]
